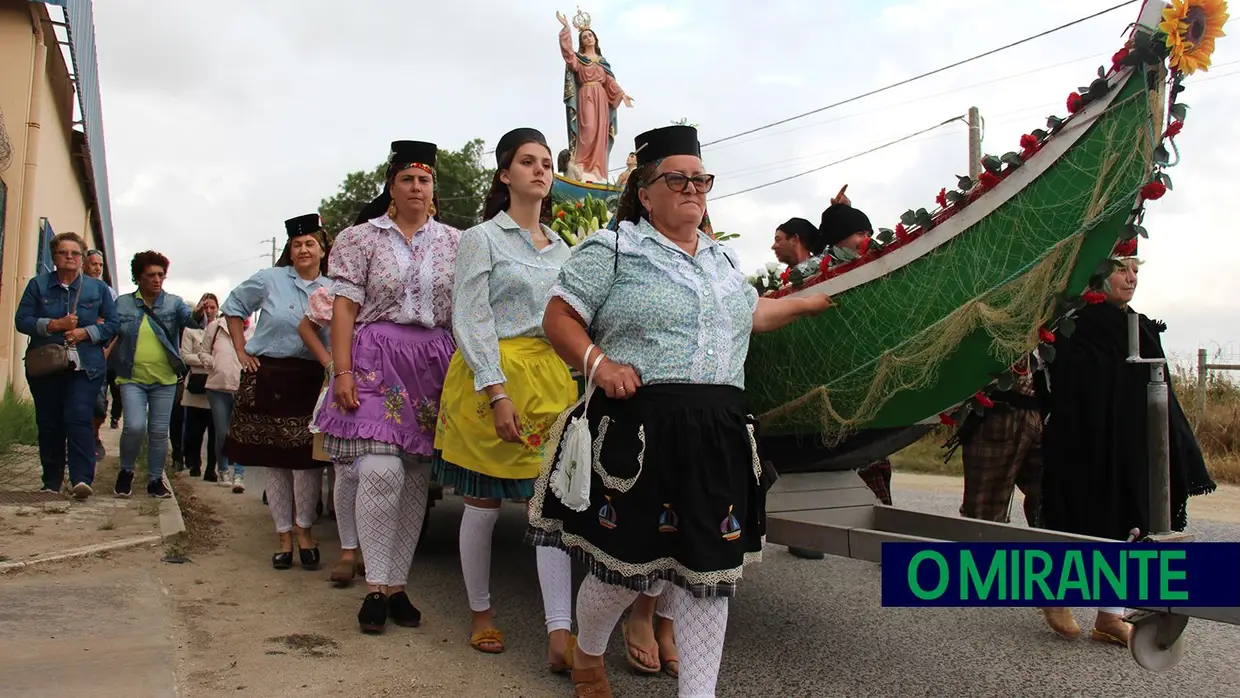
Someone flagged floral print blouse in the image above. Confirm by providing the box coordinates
[551,218,759,390]
[452,211,571,391]
[328,214,460,330]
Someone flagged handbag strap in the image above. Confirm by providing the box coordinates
[69,275,83,315]
[137,293,177,343]
[580,344,607,412]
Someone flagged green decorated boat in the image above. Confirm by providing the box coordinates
[551,173,621,208]
[744,0,1218,471]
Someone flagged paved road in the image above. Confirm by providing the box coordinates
[211,468,1240,697]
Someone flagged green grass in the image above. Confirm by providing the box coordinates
[0,384,38,457]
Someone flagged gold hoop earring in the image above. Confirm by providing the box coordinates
[386,200,398,219]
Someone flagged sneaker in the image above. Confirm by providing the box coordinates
[113,470,134,498]
[147,478,172,499]
[71,482,93,500]
[231,473,245,494]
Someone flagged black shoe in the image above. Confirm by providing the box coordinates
[188,466,201,478]
[358,593,388,634]
[298,546,321,570]
[147,479,172,499]
[203,468,218,483]
[113,470,134,498]
[272,551,294,570]
[387,591,421,628]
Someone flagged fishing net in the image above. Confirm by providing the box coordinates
[745,80,1163,447]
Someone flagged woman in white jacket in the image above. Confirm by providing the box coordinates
[202,313,253,492]
[181,294,219,480]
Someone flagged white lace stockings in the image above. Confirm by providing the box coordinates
[333,462,359,550]
[265,468,321,533]
[356,455,429,587]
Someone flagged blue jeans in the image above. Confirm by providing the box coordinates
[206,389,244,477]
[118,382,178,482]
[28,370,105,490]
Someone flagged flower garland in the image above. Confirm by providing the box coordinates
[936,13,1221,434]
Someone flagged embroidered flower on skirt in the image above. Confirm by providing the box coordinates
[525,383,766,598]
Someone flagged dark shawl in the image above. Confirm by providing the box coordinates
[1035,302,1215,541]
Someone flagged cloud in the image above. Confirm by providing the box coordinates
[88,0,1239,358]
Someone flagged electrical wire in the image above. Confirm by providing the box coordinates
[700,0,1140,149]
[710,116,966,201]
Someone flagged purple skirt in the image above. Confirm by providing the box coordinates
[313,322,455,458]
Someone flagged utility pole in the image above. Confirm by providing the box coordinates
[261,237,277,266]
[968,106,982,179]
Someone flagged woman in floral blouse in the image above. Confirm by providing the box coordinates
[314,140,461,634]
[527,125,831,697]
[431,128,577,667]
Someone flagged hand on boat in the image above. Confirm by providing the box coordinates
[801,294,833,316]
[492,398,523,443]
[595,359,642,400]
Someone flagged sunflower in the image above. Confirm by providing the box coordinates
[1159,0,1229,74]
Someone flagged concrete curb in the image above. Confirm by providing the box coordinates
[158,476,187,542]
[0,535,163,573]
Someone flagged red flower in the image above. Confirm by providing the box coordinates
[895,223,909,241]
[556,210,566,219]
[1067,92,1084,114]
[935,188,948,208]
[939,412,958,427]
[575,202,583,209]
[819,256,830,275]
[858,237,872,256]
[974,392,995,409]
[780,267,790,284]
[1113,238,1138,257]
[1140,180,1167,201]
[1020,134,1039,150]
[527,433,542,447]
[978,171,1000,190]
[1038,327,1056,344]
[1111,47,1130,70]
[1165,120,1184,138]
[1083,290,1107,304]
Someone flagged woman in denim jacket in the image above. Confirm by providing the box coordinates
[110,250,202,499]
[14,232,118,499]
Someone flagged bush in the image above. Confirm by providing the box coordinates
[0,384,38,456]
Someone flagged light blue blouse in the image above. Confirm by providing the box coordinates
[453,211,571,390]
[550,218,759,390]
[221,266,328,361]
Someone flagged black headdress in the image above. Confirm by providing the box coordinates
[353,140,439,225]
[818,203,873,248]
[284,213,323,238]
[495,128,549,166]
[633,125,700,166]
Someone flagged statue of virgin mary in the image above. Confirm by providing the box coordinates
[556,7,634,183]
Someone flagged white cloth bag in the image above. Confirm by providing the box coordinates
[550,347,607,512]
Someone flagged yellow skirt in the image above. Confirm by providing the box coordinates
[434,337,578,481]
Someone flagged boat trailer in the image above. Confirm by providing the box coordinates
[763,314,1240,672]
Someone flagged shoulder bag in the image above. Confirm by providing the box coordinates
[137,296,190,380]
[24,279,83,378]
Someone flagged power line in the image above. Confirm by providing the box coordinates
[710,116,966,201]
[699,0,1139,149]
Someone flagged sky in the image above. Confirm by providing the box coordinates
[84,0,1239,367]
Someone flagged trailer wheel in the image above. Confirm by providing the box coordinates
[1129,612,1188,672]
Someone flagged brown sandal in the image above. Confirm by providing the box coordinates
[329,557,357,585]
[571,665,612,697]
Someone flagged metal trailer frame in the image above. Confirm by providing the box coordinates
[764,313,1240,672]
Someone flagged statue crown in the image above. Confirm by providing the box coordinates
[572,6,592,31]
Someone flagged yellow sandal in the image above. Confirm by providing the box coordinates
[470,627,505,654]
[549,634,578,674]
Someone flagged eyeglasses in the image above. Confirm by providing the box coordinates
[56,250,84,258]
[649,172,715,194]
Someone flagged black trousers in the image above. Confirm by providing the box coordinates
[170,383,185,463]
[183,405,216,471]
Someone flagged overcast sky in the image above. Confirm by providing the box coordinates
[88,0,1239,366]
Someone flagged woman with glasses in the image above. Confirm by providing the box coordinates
[527,125,832,697]
[111,251,202,498]
[14,232,118,499]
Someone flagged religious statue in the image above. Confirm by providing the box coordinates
[557,7,634,184]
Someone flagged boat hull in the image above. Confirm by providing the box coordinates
[744,66,1155,449]
[551,173,621,207]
